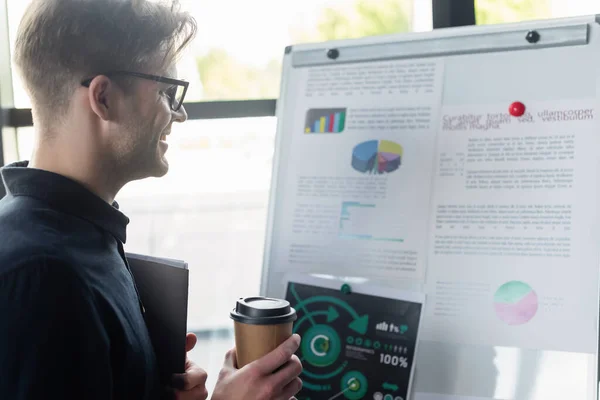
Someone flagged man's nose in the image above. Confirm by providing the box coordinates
[173,104,188,123]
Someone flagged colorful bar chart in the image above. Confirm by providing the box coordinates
[305,108,347,134]
[351,140,403,174]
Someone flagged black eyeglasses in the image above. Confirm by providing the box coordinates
[81,71,189,112]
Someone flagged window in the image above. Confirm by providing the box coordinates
[117,117,276,332]
[7,0,427,105]
[187,0,424,100]
[118,117,276,392]
[475,0,600,25]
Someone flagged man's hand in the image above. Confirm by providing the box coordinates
[169,333,209,400]
[211,334,303,400]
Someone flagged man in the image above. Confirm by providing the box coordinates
[0,0,303,399]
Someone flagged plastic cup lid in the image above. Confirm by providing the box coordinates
[230,296,297,325]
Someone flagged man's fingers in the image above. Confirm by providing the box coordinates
[268,355,303,391]
[253,334,301,374]
[277,377,303,400]
[185,333,197,352]
[171,365,208,391]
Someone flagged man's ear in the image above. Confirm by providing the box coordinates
[88,75,115,121]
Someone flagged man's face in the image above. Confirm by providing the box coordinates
[114,64,187,182]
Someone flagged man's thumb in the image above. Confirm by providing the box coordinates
[224,348,238,369]
[185,333,198,352]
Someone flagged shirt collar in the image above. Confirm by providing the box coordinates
[1,161,129,243]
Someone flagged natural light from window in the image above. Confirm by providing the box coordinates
[6,0,600,393]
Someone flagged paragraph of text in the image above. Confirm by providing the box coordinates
[297,176,388,199]
[305,62,438,98]
[292,203,339,236]
[288,244,418,274]
[432,281,490,317]
[435,204,572,232]
[346,106,432,131]
[467,135,575,163]
[465,168,573,190]
[433,235,571,258]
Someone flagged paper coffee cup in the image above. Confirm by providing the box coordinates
[230,296,297,368]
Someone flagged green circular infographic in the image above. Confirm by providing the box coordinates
[286,281,421,400]
[301,324,342,368]
[340,371,368,400]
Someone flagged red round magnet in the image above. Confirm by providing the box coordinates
[509,101,526,117]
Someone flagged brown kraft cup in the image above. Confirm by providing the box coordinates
[230,297,297,368]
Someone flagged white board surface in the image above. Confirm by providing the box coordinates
[261,15,600,400]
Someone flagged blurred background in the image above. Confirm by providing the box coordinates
[1,0,599,392]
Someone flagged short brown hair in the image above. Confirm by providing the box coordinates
[14,0,197,123]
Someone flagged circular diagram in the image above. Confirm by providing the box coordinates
[351,140,403,174]
[286,282,418,400]
[494,280,538,325]
[301,324,342,368]
[340,370,368,400]
[288,283,371,394]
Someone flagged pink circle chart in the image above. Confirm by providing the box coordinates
[493,281,539,325]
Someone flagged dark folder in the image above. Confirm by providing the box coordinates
[126,252,189,383]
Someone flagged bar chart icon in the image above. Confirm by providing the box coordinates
[304,108,347,134]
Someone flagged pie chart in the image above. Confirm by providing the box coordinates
[351,140,403,174]
[494,281,538,325]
